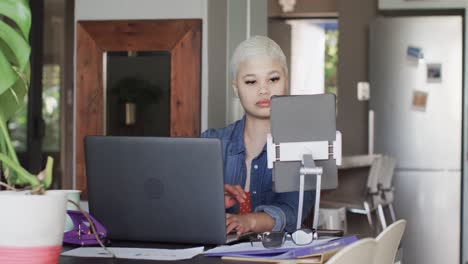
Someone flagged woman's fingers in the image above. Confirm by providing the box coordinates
[224,185,245,209]
[226,214,250,235]
[226,214,239,234]
[234,185,247,200]
[225,196,237,209]
[224,184,246,203]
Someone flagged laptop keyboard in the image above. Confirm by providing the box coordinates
[226,232,254,244]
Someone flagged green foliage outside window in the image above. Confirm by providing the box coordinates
[325,30,338,97]
[8,64,61,152]
[42,64,60,152]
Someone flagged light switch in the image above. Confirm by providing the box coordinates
[357,82,370,101]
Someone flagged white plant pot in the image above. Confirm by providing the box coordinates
[0,190,68,263]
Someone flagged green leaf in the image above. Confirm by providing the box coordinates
[42,156,54,189]
[0,49,16,95]
[0,0,31,41]
[0,133,5,154]
[0,152,39,187]
[0,65,28,121]
[0,20,30,73]
[0,127,6,164]
[0,118,26,185]
[0,0,33,189]
[0,39,15,66]
[0,111,18,162]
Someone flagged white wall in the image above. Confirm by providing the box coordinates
[207,0,228,129]
[226,0,268,124]
[75,0,206,20]
[379,0,467,9]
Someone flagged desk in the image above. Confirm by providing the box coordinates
[59,238,351,264]
[60,241,253,264]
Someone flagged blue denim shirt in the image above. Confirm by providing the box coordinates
[202,116,314,232]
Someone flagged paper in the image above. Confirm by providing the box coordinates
[407,46,423,60]
[61,246,204,261]
[427,63,442,82]
[412,90,428,111]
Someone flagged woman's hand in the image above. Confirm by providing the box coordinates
[226,213,255,235]
[226,212,276,235]
[224,184,246,209]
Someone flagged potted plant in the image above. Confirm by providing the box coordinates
[0,0,68,263]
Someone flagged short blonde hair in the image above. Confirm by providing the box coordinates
[230,35,288,80]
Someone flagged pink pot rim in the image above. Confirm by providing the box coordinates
[0,245,62,264]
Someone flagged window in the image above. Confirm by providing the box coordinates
[286,19,338,96]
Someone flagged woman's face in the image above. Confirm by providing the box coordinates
[233,55,288,120]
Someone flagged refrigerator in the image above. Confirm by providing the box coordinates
[369,16,462,264]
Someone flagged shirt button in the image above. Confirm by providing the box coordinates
[254,164,258,169]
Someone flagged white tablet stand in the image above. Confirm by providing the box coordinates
[267,132,342,238]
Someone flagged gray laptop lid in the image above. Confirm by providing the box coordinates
[270,94,338,192]
[84,136,227,244]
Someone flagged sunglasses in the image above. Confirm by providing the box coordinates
[252,228,317,248]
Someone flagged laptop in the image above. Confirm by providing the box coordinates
[85,136,247,245]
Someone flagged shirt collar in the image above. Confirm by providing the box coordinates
[229,116,246,155]
[229,116,267,156]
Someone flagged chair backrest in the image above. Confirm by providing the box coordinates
[375,219,406,264]
[327,238,377,264]
[368,154,384,206]
[378,155,396,203]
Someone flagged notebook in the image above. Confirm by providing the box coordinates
[205,235,358,263]
[85,136,246,245]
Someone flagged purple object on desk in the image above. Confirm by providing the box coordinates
[63,210,108,246]
[204,235,358,259]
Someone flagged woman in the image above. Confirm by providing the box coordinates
[202,36,313,235]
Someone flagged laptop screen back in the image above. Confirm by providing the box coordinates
[84,136,227,244]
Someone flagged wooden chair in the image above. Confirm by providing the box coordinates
[326,238,377,264]
[321,154,385,233]
[376,155,397,229]
[374,219,406,264]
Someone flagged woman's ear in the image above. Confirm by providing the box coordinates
[232,80,239,98]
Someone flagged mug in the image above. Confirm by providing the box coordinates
[63,190,82,232]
